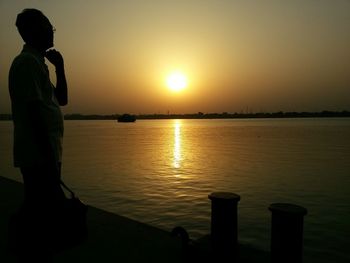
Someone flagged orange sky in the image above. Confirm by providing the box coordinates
[1,0,349,114]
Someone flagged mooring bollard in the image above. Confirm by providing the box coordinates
[269,203,307,263]
[208,192,240,261]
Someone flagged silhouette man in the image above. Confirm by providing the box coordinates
[8,9,68,262]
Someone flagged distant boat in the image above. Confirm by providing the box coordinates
[117,114,136,122]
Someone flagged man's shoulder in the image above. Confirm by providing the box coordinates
[12,52,41,67]
[10,52,46,78]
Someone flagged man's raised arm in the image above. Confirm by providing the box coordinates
[46,49,68,106]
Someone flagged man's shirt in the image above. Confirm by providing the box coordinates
[9,44,64,167]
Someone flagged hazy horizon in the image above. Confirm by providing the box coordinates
[1,1,349,115]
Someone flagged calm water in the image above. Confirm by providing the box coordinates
[1,118,350,262]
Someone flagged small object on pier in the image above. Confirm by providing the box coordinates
[269,203,307,263]
[171,226,201,262]
[171,226,190,248]
[208,192,241,262]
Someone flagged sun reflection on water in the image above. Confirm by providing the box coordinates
[173,120,182,169]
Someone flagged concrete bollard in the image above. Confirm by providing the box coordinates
[269,203,307,263]
[208,192,241,261]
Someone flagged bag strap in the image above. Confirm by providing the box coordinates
[60,179,76,198]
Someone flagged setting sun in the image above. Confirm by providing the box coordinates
[166,72,188,92]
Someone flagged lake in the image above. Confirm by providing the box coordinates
[1,118,349,262]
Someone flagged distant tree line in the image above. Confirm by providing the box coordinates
[137,111,350,119]
[1,111,350,121]
[64,114,119,120]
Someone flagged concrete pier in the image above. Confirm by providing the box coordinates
[1,176,272,263]
[0,176,182,263]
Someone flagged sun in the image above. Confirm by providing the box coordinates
[166,71,188,92]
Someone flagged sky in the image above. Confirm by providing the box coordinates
[1,0,349,115]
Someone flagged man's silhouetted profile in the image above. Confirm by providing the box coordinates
[8,8,68,262]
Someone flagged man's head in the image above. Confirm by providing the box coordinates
[16,9,54,51]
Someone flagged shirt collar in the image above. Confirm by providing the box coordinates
[21,44,45,63]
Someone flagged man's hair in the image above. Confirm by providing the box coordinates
[15,9,48,42]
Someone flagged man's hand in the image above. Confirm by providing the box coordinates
[46,49,68,105]
[45,49,64,70]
